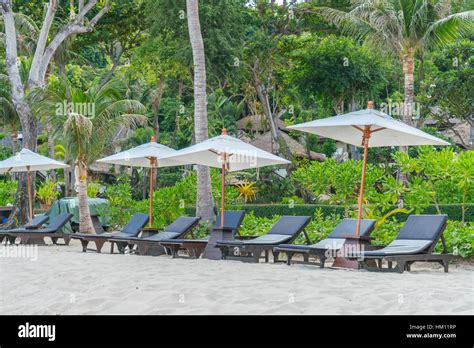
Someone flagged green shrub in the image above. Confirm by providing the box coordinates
[0,180,17,206]
[87,182,101,198]
[36,180,59,205]
[438,221,474,258]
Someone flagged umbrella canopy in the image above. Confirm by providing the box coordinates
[288,102,449,148]
[96,140,184,168]
[0,148,69,223]
[0,148,69,173]
[161,129,290,227]
[288,101,449,236]
[96,137,182,226]
[160,130,290,171]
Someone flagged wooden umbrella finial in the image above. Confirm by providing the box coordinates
[221,128,227,136]
[367,101,374,109]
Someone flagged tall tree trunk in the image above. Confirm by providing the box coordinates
[46,121,57,182]
[397,51,416,205]
[251,69,280,154]
[77,161,94,233]
[11,125,18,154]
[401,52,415,132]
[186,0,215,222]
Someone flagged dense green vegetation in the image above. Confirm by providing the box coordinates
[0,1,472,255]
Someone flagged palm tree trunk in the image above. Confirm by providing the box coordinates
[186,0,215,222]
[77,161,94,233]
[397,52,416,205]
[46,121,56,182]
[402,52,415,129]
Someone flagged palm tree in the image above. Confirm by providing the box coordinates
[314,0,473,128]
[186,0,215,222]
[31,78,147,233]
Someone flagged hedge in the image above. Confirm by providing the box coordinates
[185,203,473,222]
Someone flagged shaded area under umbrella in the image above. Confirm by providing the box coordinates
[0,149,69,224]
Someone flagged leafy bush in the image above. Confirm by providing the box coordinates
[438,221,474,258]
[87,182,101,198]
[0,180,17,206]
[36,180,59,205]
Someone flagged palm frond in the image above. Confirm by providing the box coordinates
[421,10,474,49]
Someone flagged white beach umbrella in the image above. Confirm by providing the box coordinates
[288,101,450,236]
[0,148,69,223]
[161,129,290,227]
[96,137,184,226]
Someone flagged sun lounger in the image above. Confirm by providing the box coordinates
[108,216,201,255]
[71,213,149,253]
[159,210,246,259]
[6,213,73,245]
[352,215,455,273]
[274,218,376,268]
[216,216,311,263]
[1,215,50,244]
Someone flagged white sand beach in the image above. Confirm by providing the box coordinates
[0,241,473,315]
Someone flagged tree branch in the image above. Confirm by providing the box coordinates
[28,0,59,87]
[36,0,111,85]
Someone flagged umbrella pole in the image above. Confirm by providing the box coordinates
[149,164,155,227]
[355,127,371,236]
[221,155,226,228]
[26,166,33,224]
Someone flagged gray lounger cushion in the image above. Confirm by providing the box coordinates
[2,215,49,233]
[73,213,149,239]
[213,210,246,231]
[358,215,448,257]
[9,213,73,234]
[126,231,182,242]
[218,216,311,247]
[275,218,376,252]
[159,211,245,245]
[360,239,434,256]
[220,234,293,246]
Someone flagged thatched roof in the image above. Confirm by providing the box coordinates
[249,131,325,161]
[236,115,268,132]
[236,115,290,133]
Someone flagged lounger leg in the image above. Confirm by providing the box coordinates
[286,252,293,265]
[387,261,393,269]
[7,236,16,245]
[406,262,412,272]
[396,261,406,274]
[95,240,106,253]
[303,254,309,263]
[63,236,71,246]
[51,237,58,245]
[264,250,269,263]
[272,250,280,263]
[320,255,326,269]
[80,240,89,252]
[442,260,449,273]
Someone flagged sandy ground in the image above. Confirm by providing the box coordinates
[0,240,473,315]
